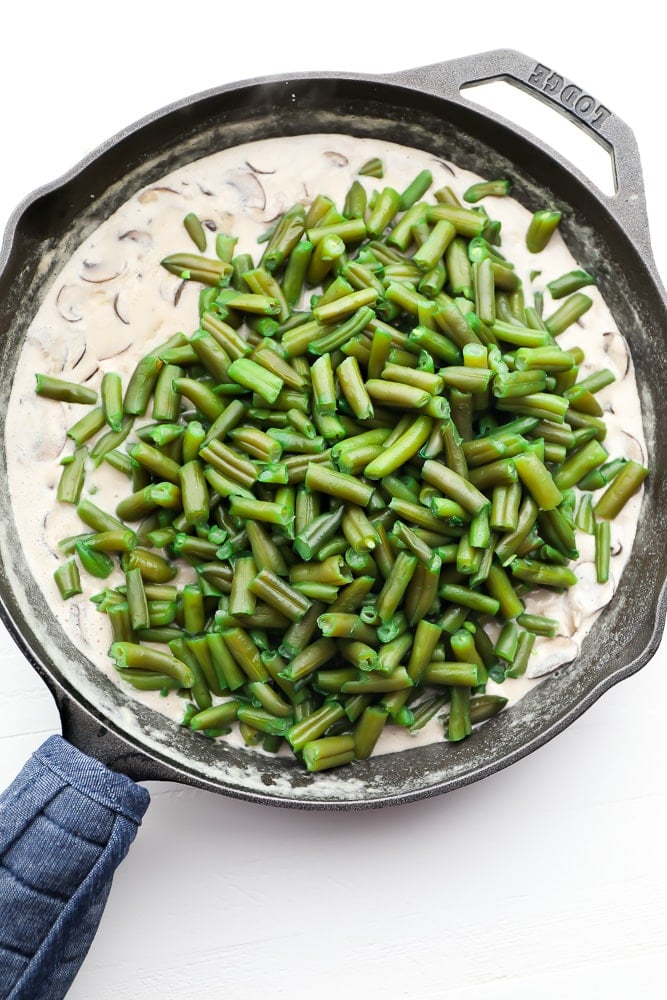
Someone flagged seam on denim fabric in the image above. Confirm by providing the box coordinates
[42,809,108,850]
[0,859,70,904]
[0,784,63,863]
[34,747,147,824]
[7,815,133,999]
[0,939,34,962]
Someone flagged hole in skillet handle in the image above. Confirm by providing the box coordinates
[460,79,616,197]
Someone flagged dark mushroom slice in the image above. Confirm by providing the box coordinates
[80,249,127,284]
[219,168,267,214]
[621,429,646,464]
[245,160,276,175]
[113,291,130,326]
[118,229,153,249]
[602,330,630,378]
[56,284,86,322]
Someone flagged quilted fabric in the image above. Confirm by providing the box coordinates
[0,736,150,999]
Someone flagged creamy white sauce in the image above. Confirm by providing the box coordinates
[4,134,646,760]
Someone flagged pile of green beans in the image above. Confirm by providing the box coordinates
[38,162,649,771]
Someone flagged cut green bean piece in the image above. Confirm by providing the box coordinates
[302,735,355,772]
[358,157,383,177]
[227,357,283,404]
[406,620,442,684]
[422,459,489,515]
[506,630,536,678]
[367,187,402,237]
[595,518,611,584]
[125,566,150,631]
[109,641,194,688]
[281,638,337,682]
[512,451,563,510]
[123,355,162,416]
[249,568,312,623]
[286,701,346,751]
[305,464,374,507]
[364,415,433,480]
[161,252,232,285]
[448,686,472,741]
[183,212,207,252]
[337,356,374,420]
[374,550,418,624]
[517,613,558,637]
[594,460,648,519]
[526,210,562,253]
[101,372,124,431]
[463,179,511,203]
[179,460,209,525]
[545,293,593,336]
[189,700,243,732]
[35,374,98,405]
[467,695,508,724]
[354,705,389,759]
[399,169,433,211]
[341,667,413,694]
[67,406,106,446]
[424,661,479,687]
[57,447,87,504]
[228,555,257,617]
[547,268,595,299]
[77,498,126,534]
[511,558,578,589]
[54,559,82,600]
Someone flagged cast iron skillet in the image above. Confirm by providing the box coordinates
[1,49,666,809]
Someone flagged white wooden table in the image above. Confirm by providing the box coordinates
[2,7,666,996]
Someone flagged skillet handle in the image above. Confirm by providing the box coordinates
[0,735,150,999]
[387,49,652,255]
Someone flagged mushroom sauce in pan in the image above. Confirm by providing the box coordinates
[5,134,647,757]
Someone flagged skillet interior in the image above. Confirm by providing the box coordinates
[1,72,666,807]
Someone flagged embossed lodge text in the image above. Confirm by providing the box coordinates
[527,63,611,130]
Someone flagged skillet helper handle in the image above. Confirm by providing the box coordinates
[0,735,150,1000]
[388,49,651,250]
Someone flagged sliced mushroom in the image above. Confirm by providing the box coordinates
[62,334,99,382]
[113,291,130,325]
[173,279,187,307]
[118,229,153,249]
[29,409,69,461]
[432,158,456,176]
[98,330,133,362]
[245,160,276,175]
[261,208,285,225]
[80,249,127,284]
[621,429,646,464]
[70,342,87,370]
[602,330,630,377]
[62,329,88,372]
[43,506,74,557]
[324,150,348,167]
[159,272,197,309]
[138,186,181,204]
[56,284,86,322]
[218,168,267,214]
